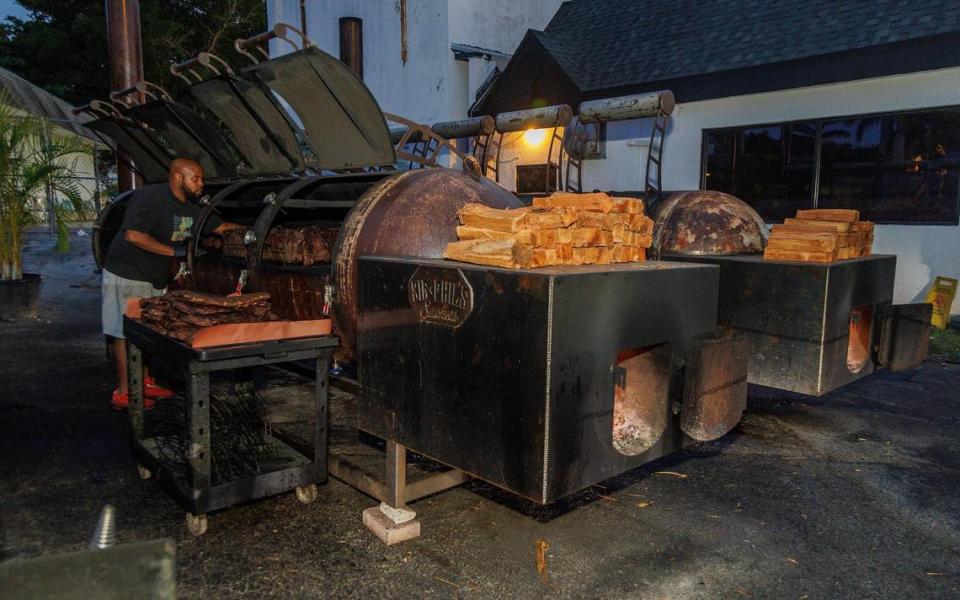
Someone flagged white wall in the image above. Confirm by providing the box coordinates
[268,1,558,124]
[447,0,562,55]
[498,68,960,311]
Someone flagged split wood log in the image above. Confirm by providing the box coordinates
[794,208,860,222]
[457,203,577,232]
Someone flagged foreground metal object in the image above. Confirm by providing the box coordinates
[0,539,176,600]
[651,190,768,258]
[668,254,930,396]
[357,257,747,504]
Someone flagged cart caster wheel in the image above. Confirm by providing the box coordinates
[137,465,152,480]
[295,484,318,505]
[186,512,208,536]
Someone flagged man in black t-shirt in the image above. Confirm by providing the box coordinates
[102,158,240,410]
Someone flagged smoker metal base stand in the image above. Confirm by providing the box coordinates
[124,317,337,537]
[329,441,468,545]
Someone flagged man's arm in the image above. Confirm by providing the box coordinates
[125,229,181,257]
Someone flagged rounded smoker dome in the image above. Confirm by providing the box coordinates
[651,190,768,257]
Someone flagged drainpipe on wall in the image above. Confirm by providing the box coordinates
[339,17,363,79]
[299,0,307,39]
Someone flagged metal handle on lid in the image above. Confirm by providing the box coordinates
[109,81,171,105]
[171,52,235,83]
[234,22,312,64]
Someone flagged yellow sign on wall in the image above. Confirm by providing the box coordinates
[925,276,957,329]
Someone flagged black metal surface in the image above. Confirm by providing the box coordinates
[187,75,305,175]
[241,46,395,170]
[681,336,749,442]
[124,318,336,514]
[669,253,897,396]
[124,100,240,181]
[357,257,721,504]
[878,303,933,372]
[85,117,171,183]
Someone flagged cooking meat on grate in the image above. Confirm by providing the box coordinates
[218,226,337,265]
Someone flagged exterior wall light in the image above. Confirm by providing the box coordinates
[522,128,548,147]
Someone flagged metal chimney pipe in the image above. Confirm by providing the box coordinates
[339,17,363,79]
[105,0,144,192]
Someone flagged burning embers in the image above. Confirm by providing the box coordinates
[139,290,278,343]
[612,344,671,455]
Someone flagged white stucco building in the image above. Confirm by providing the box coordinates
[266,0,561,124]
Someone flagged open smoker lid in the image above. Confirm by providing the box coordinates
[241,46,395,170]
[186,74,305,176]
[124,100,241,181]
[85,116,171,183]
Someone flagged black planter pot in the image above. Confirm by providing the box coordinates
[0,273,41,320]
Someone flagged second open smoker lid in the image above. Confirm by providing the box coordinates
[241,46,395,171]
[187,75,306,176]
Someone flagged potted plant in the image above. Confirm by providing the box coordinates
[0,95,89,320]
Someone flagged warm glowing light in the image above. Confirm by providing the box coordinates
[522,128,548,147]
[911,154,923,172]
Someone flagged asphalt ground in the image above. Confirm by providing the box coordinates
[1,232,958,599]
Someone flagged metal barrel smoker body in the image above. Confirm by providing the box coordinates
[650,190,931,395]
[89,30,521,360]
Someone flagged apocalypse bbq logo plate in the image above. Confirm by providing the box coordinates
[408,266,474,328]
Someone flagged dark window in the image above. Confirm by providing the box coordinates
[702,108,960,224]
[516,164,559,194]
[704,123,816,221]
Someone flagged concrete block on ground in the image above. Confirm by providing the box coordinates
[362,506,421,545]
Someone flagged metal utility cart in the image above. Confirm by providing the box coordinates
[123,316,337,535]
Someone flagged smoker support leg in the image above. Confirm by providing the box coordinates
[362,441,422,545]
[127,343,144,439]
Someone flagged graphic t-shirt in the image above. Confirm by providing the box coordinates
[104,184,222,288]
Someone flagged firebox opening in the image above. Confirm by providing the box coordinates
[612,343,671,456]
[847,304,874,373]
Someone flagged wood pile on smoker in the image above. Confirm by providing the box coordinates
[443,192,655,268]
[139,290,278,343]
[763,209,874,263]
[206,225,339,266]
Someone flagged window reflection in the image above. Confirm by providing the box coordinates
[820,114,959,222]
[703,109,960,224]
[704,123,815,221]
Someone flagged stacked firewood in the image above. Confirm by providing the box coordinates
[139,290,278,343]
[216,225,338,266]
[443,192,655,268]
[764,209,874,263]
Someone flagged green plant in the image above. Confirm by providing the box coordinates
[0,95,89,280]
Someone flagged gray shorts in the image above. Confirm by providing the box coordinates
[101,270,165,339]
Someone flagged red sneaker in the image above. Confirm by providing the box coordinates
[111,390,155,411]
[144,377,175,399]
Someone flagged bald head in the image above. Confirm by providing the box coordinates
[168,158,205,202]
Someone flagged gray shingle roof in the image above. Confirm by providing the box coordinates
[541,0,960,92]
[0,67,99,141]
